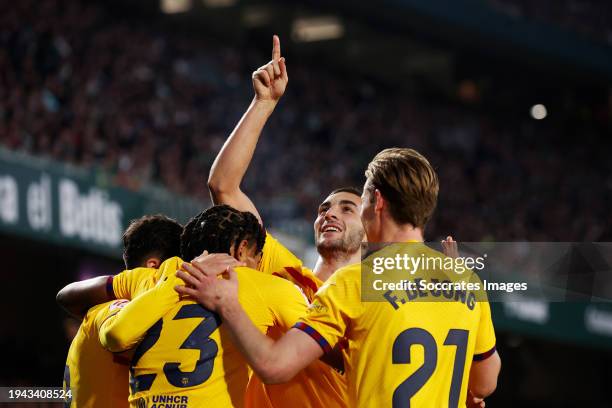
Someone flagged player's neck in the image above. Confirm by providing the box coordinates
[374,217,424,243]
[313,250,361,282]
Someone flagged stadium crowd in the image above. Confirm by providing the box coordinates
[1,0,611,242]
[488,0,612,45]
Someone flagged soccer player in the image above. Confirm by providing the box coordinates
[207,35,360,407]
[59,214,183,407]
[207,35,364,296]
[180,148,502,407]
[97,205,313,408]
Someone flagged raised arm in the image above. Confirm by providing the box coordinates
[207,35,288,224]
[56,275,114,319]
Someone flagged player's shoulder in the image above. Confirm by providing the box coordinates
[119,256,183,286]
[263,231,278,246]
[116,266,156,282]
[261,232,283,255]
[262,231,290,249]
[85,299,120,317]
[235,266,308,323]
[328,262,362,283]
[312,262,362,298]
[83,299,128,330]
[258,231,304,273]
[236,266,301,291]
[159,256,184,270]
[156,256,184,279]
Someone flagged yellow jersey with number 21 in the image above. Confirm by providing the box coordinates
[296,243,497,408]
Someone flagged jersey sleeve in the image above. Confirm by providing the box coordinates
[294,266,361,354]
[258,233,304,275]
[93,299,130,343]
[238,268,309,333]
[473,300,497,361]
[263,277,309,331]
[98,263,184,352]
[111,267,155,300]
[271,266,321,303]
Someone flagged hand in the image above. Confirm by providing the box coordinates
[442,235,459,258]
[156,251,217,287]
[174,262,240,313]
[252,35,288,103]
[190,251,245,277]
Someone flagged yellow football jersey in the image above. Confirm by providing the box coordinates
[258,233,322,301]
[64,300,131,407]
[244,352,347,408]
[107,257,308,408]
[250,233,348,408]
[296,243,497,408]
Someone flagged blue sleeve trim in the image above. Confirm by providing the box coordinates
[473,345,496,361]
[293,322,333,354]
[106,275,115,299]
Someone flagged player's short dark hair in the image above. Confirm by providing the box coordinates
[181,205,265,262]
[122,214,183,269]
[328,186,362,197]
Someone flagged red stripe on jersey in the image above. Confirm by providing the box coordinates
[284,267,319,294]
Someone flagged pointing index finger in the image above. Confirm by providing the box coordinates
[272,34,281,61]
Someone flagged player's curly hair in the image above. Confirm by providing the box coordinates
[122,214,183,269]
[181,205,265,261]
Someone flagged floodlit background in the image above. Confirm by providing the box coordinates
[1,0,611,406]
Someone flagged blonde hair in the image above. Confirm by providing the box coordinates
[365,148,439,228]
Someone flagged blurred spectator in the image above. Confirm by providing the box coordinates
[489,0,612,45]
[1,0,611,242]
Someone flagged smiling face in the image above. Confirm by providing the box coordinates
[313,191,365,258]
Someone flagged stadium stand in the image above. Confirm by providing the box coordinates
[1,0,611,243]
[488,0,612,45]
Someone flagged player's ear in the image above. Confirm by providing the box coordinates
[145,257,161,269]
[236,240,250,260]
[374,189,385,213]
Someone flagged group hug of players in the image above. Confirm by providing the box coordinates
[57,36,501,408]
